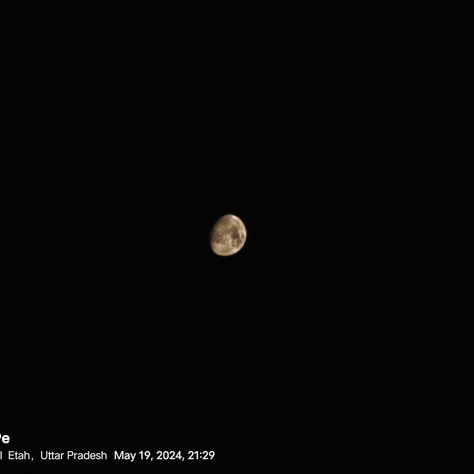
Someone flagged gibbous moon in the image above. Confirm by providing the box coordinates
[210,214,247,257]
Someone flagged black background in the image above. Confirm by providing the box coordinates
[1,9,404,469]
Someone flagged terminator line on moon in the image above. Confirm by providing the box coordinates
[210,214,247,256]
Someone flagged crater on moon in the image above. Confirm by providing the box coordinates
[210,214,247,256]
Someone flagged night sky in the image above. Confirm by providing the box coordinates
[1,6,408,469]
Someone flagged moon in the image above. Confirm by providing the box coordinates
[210,214,247,257]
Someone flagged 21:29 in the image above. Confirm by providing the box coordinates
[188,451,215,460]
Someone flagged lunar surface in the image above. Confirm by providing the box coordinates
[210,214,247,256]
